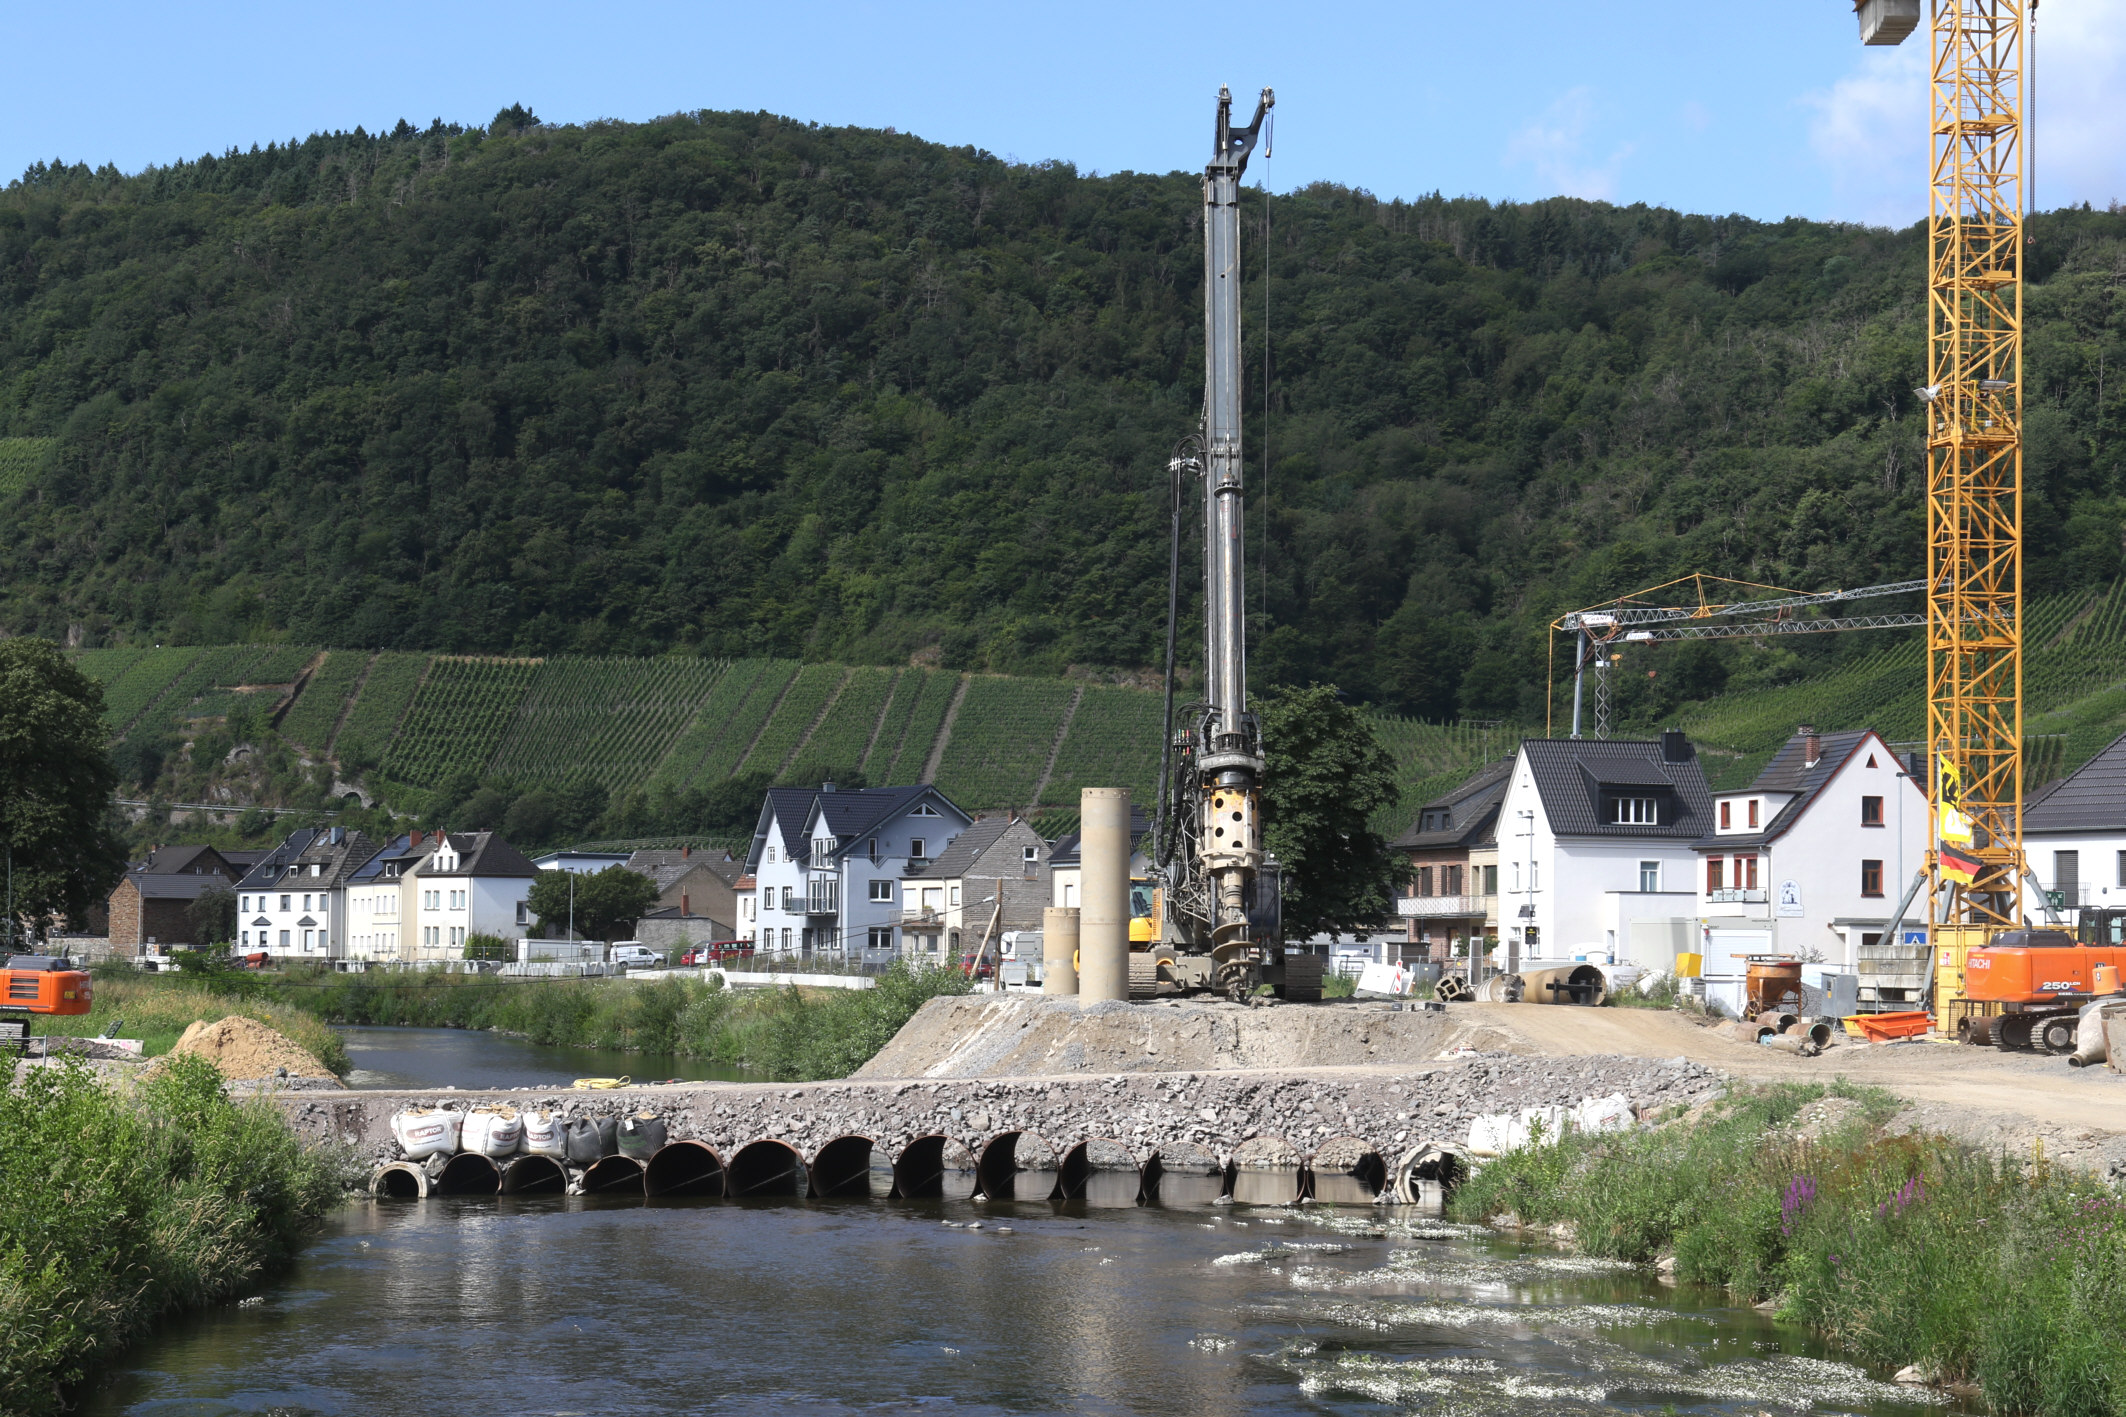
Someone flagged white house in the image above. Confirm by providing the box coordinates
[1694,727,1929,985]
[1496,732,1713,973]
[747,782,974,960]
[2020,730,2126,929]
[235,827,381,961]
[346,829,537,962]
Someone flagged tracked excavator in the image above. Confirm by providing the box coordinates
[0,954,92,1053]
[1136,86,1323,1006]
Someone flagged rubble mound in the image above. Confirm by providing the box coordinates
[152,1015,340,1083]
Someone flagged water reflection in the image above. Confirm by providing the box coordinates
[334,1024,755,1090]
[85,1198,1955,1416]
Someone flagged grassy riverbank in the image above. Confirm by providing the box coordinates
[263,962,973,1081]
[1453,1082,2126,1415]
[0,1056,349,1415]
[30,976,351,1075]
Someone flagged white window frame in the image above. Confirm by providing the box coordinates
[1638,860,1660,892]
[1613,796,1657,825]
[869,879,894,902]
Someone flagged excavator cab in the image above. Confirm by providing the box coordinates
[1129,881,1159,945]
[2078,909,2126,947]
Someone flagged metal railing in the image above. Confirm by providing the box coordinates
[1706,888,1768,904]
[1395,894,1493,918]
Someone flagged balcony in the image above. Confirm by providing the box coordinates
[1707,889,1768,904]
[1396,894,1493,919]
[900,908,944,928]
[804,877,841,916]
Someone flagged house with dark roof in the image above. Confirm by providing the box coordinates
[625,847,746,927]
[1497,731,1712,972]
[900,815,1050,959]
[343,829,537,962]
[1391,759,1511,965]
[2019,730,2126,922]
[745,782,974,959]
[234,827,384,961]
[101,844,255,947]
[1693,727,1926,981]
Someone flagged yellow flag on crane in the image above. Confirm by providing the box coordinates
[1938,758,1975,847]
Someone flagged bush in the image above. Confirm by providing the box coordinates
[0,1055,349,1414]
[1450,1083,2126,1414]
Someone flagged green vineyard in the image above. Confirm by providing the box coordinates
[66,579,2126,823]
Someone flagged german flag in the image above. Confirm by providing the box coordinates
[1939,844,1982,887]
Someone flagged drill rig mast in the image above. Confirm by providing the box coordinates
[1150,86,1322,1004]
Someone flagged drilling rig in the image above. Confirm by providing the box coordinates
[1146,86,1323,1005]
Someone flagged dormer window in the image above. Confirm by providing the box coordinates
[1612,796,1658,825]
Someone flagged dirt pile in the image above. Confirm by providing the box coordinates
[152,1015,340,1083]
[857,995,1527,1079]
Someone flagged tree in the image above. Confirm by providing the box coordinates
[503,790,559,846]
[0,640,128,939]
[463,931,511,961]
[528,866,659,942]
[185,885,237,946]
[1256,684,1407,941]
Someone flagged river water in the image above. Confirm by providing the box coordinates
[335,1025,753,1090]
[83,1196,1951,1416]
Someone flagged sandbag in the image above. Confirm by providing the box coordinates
[461,1105,523,1157]
[565,1116,618,1164]
[392,1106,462,1161]
[1573,1093,1634,1134]
[618,1112,668,1159]
[522,1109,564,1157]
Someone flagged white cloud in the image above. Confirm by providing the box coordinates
[1504,87,1635,201]
[1806,2,2126,226]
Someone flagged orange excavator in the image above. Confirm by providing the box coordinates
[1961,924,2126,1053]
[0,954,92,1052]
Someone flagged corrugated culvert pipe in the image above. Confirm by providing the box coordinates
[580,1155,646,1195]
[370,1161,430,1199]
[811,1136,887,1199]
[1061,1139,1144,1207]
[727,1140,809,1199]
[645,1140,726,1197]
[501,1155,567,1195]
[976,1132,1058,1201]
[894,1135,980,1200]
[433,1153,502,1196]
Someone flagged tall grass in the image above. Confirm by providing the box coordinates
[32,975,351,1076]
[262,962,973,1080]
[0,1055,350,1415]
[1453,1082,2126,1414]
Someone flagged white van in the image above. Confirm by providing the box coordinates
[609,942,664,969]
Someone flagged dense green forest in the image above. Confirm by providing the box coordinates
[3,105,2124,722]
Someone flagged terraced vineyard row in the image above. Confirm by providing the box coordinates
[738,663,846,779]
[487,656,726,788]
[279,651,371,752]
[932,676,1077,808]
[1041,686,1162,805]
[881,670,959,783]
[335,653,427,759]
[785,666,898,783]
[382,659,539,785]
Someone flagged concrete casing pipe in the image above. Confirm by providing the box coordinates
[1042,906,1080,996]
[1079,789,1132,1003]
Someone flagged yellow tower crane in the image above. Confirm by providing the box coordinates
[1861,0,2032,1025]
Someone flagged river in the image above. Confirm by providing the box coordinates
[335,1024,755,1090]
[82,1195,1952,1416]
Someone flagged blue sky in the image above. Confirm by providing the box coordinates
[5,1,2121,226]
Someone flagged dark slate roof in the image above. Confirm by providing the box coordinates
[234,829,322,890]
[906,818,1010,879]
[347,833,411,884]
[1689,729,1881,851]
[750,784,969,869]
[1522,737,1712,840]
[122,872,234,902]
[1393,759,1512,851]
[439,832,539,878]
[136,844,238,878]
[2026,729,2126,833]
[235,827,381,890]
[625,849,743,893]
[219,849,271,870]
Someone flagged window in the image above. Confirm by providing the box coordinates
[870,879,894,902]
[240,931,249,948]
[765,843,777,865]
[302,894,311,912]
[1613,796,1657,825]
[516,901,529,925]
[1748,800,1760,828]
[1867,754,1879,768]
[1416,866,1434,897]
[2118,850,2126,889]
[949,884,961,907]
[868,927,894,951]
[1738,855,1758,890]
[812,837,837,869]
[1720,801,1731,829]
[1482,864,1498,895]
[1023,845,1040,876]
[279,894,291,911]
[279,930,290,948]
[1639,861,1660,892]
[1445,865,1463,895]
[1861,796,1884,826]
[1861,859,1884,897]
[921,887,942,911]
[310,863,321,877]
[909,838,927,860]
[1707,858,1724,893]
[318,898,328,917]
[240,895,250,912]
[780,886,795,911]
[869,838,881,863]
[302,929,314,950]
[1511,861,1521,892]
[911,803,940,817]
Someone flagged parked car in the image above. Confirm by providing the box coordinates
[680,942,754,966]
[609,943,665,969]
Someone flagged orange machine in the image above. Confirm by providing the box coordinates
[1,955,93,1017]
[1961,929,2126,1053]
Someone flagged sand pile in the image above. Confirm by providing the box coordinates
[154,1015,339,1083]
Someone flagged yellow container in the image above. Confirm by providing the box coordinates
[1675,952,1703,978]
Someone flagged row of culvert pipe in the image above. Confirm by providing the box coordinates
[372,1123,1465,1206]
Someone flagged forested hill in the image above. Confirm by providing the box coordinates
[3,107,2123,723]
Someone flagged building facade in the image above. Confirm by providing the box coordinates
[1694,727,1929,978]
[2019,730,2126,927]
[235,827,381,961]
[346,829,536,962]
[747,783,975,959]
[901,816,1050,959]
[1392,760,1509,964]
[1496,732,1712,971]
